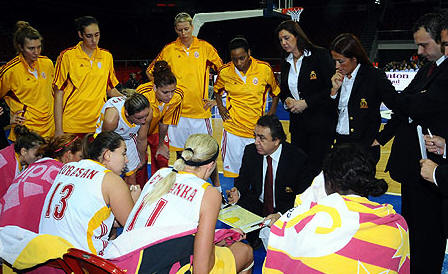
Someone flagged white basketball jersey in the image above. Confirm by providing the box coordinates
[39,159,114,256]
[124,168,211,232]
[95,96,141,173]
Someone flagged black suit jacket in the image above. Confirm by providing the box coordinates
[234,142,308,216]
[279,47,336,135]
[331,64,397,146]
[435,165,448,196]
[378,59,448,183]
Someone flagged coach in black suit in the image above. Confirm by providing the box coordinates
[227,115,308,217]
[275,20,335,180]
[329,33,397,164]
[376,12,448,273]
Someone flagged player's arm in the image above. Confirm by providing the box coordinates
[52,53,69,136]
[266,66,281,116]
[101,172,134,226]
[106,56,123,98]
[54,87,64,136]
[213,71,229,121]
[156,122,170,160]
[107,87,123,98]
[194,186,221,273]
[215,93,230,121]
[267,94,279,116]
[101,107,119,132]
[136,107,153,165]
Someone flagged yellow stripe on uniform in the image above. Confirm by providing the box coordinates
[135,250,144,273]
[353,222,403,250]
[300,253,393,274]
[223,170,239,178]
[87,206,112,254]
[14,234,73,270]
[202,182,212,190]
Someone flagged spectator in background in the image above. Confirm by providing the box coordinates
[125,73,140,89]
[0,21,55,141]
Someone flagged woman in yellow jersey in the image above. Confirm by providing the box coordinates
[146,12,223,188]
[0,21,55,141]
[136,61,183,185]
[0,125,45,198]
[53,16,122,137]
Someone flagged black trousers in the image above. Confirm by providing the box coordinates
[401,179,446,273]
[334,134,381,165]
[291,130,333,182]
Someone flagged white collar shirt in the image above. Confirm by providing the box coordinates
[286,51,311,100]
[336,63,361,135]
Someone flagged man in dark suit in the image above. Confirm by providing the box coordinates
[226,114,308,217]
[376,12,448,273]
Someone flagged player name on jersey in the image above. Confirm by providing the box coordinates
[168,182,198,202]
[58,164,99,180]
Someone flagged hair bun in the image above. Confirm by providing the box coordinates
[153,61,170,74]
[13,125,30,138]
[16,21,30,30]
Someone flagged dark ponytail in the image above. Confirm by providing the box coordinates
[153,61,176,88]
[323,143,387,197]
[83,131,123,161]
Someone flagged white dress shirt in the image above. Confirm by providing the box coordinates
[336,64,361,135]
[286,51,311,100]
[259,144,282,208]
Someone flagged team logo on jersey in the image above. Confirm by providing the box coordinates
[194,51,200,58]
[360,98,368,109]
[41,72,46,79]
[252,77,259,85]
[97,62,102,69]
[310,71,317,80]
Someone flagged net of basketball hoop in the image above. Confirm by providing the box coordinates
[282,7,304,22]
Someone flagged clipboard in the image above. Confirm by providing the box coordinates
[218,205,264,233]
[417,125,427,159]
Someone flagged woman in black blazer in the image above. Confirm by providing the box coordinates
[275,20,335,179]
[329,33,397,164]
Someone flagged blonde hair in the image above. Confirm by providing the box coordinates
[174,12,193,26]
[144,134,218,205]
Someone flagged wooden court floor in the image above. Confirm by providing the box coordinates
[163,120,401,194]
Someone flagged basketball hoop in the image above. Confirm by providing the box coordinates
[281,7,304,22]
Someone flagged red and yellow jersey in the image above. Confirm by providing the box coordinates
[214,57,280,138]
[147,37,222,119]
[0,54,55,140]
[136,82,183,134]
[53,41,119,134]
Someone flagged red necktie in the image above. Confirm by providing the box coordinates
[427,63,436,78]
[263,155,274,216]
